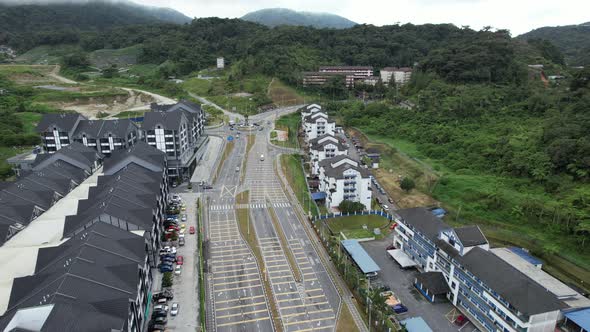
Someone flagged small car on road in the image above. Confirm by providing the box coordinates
[176,255,183,265]
[170,303,179,316]
[189,226,195,234]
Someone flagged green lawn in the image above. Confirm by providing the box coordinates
[280,154,318,217]
[274,112,300,148]
[115,110,144,118]
[327,215,391,240]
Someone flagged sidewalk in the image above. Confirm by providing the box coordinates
[190,136,223,184]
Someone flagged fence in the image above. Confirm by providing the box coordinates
[313,210,398,222]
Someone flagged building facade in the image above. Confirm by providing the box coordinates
[380,67,413,86]
[392,208,564,332]
[319,66,373,77]
[303,113,336,141]
[309,134,348,175]
[36,114,140,155]
[318,156,372,210]
[143,100,205,182]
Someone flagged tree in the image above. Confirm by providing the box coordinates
[400,177,415,192]
[338,200,365,213]
[62,52,90,69]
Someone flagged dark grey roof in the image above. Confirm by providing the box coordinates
[103,141,166,175]
[304,113,334,124]
[35,113,85,133]
[454,225,488,247]
[310,139,346,152]
[416,272,449,295]
[1,223,145,332]
[32,142,102,172]
[397,207,451,242]
[72,119,138,139]
[150,99,202,114]
[308,134,339,146]
[318,155,370,179]
[142,110,185,130]
[457,247,565,316]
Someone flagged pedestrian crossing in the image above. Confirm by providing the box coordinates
[209,202,291,211]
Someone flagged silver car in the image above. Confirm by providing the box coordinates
[170,302,179,316]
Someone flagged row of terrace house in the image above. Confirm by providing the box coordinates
[302,104,372,211]
[0,141,171,332]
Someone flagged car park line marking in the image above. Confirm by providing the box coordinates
[284,316,336,326]
[304,288,323,293]
[210,257,249,264]
[296,260,310,265]
[271,281,294,286]
[283,309,333,318]
[304,295,327,300]
[212,265,257,274]
[212,272,260,280]
[266,263,289,270]
[216,316,270,327]
[277,298,302,303]
[280,301,328,310]
[215,301,268,311]
[213,278,261,287]
[291,324,335,332]
[299,266,313,271]
[304,278,318,282]
[213,245,249,252]
[267,268,292,274]
[302,272,316,276]
[274,291,299,296]
[210,252,250,259]
[215,284,262,292]
[215,295,265,304]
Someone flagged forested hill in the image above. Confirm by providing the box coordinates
[0,1,191,47]
[241,8,356,29]
[518,22,590,66]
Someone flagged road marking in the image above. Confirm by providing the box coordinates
[280,301,328,310]
[271,280,294,286]
[215,284,262,292]
[216,316,270,327]
[291,324,335,332]
[212,265,257,274]
[282,309,333,318]
[305,295,327,300]
[277,297,303,303]
[213,277,261,287]
[284,316,335,326]
[266,264,289,270]
[215,295,265,304]
[304,288,323,293]
[302,272,316,276]
[215,301,268,312]
[210,252,251,259]
[267,269,291,274]
[212,272,260,280]
[210,257,248,264]
[304,278,318,282]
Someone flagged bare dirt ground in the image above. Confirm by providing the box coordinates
[54,89,157,119]
[275,130,288,141]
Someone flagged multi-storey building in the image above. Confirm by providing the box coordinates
[301,103,323,121]
[393,207,565,332]
[302,71,357,88]
[380,67,413,86]
[143,100,205,182]
[318,156,372,210]
[309,134,348,175]
[303,112,336,141]
[319,66,374,77]
[37,114,140,155]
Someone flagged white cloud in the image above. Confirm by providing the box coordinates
[1,0,588,35]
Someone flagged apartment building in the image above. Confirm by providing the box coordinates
[143,100,205,182]
[303,112,336,141]
[309,134,348,175]
[301,103,323,121]
[302,71,357,88]
[0,222,151,332]
[318,155,372,210]
[319,66,374,77]
[380,67,413,86]
[0,143,102,246]
[393,207,565,332]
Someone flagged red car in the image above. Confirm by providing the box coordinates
[167,225,180,231]
[176,255,183,265]
[189,226,195,234]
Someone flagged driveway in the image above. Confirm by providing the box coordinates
[360,236,460,332]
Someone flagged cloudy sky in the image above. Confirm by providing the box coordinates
[2,0,589,35]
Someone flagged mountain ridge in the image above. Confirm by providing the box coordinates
[241,8,356,29]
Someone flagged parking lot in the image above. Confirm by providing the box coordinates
[360,235,465,332]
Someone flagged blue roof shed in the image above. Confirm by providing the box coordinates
[509,247,543,267]
[341,239,380,274]
[565,308,590,332]
[400,317,433,332]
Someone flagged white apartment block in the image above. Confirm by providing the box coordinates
[318,156,372,210]
[303,113,336,141]
[309,134,348,175]
[380,67,413,86]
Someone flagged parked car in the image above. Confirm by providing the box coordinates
[181,223,186,230]
[160,265,173,273]
[152,316,167,325]
[382,204,389,210]
[176,255,183,265]
[170,303,179,316]
[392,304,408,314]
[181,215,187,222]
[152,311,167,318]
[153,291,173,300]
[178,237,185,246]
[189,226,195,234]
[149,324,166,332]
[153,304,168,312]
[174,265,182,275]
[388,197,394,204]
[203,185,213,189]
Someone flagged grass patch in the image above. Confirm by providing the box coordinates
[268,202,302,282]
[14,112,42,134]
[241,134,255,184]
[89,44,142,69]
[202,104,226,126]
[327,215,391,240]
[213,141,234,184]
[274,112,300,148]
[115,110,144,118]
[236,191,282,332]
[14,44,81,65]
[280,154,318,217]
[336,303,361,332]
[268,79,305,106]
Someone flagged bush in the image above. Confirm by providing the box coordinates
[162,272,173,287]
[400,177,416,192]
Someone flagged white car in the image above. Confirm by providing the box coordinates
[170,247,177,254]
[170,303,179,316]
[382,204,389,210]
[153,304,168,312]
[174,265,182,275]
[181,215,187,222]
